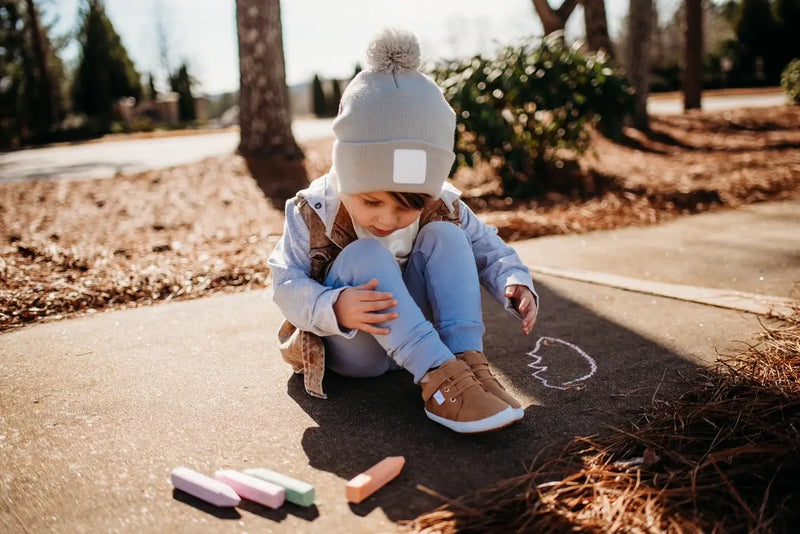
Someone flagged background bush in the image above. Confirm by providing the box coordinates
[431,34,634,198]
[781,59,800,104]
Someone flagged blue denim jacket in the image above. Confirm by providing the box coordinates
[268,173,537,339]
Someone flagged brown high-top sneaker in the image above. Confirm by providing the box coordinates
[456,350,524,420]
[420,358,518,433]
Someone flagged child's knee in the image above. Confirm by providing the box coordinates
[340,238,395,264]
[330,238,398,282]
[417,221,467,246]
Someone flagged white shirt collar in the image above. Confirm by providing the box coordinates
[297,171,462,238]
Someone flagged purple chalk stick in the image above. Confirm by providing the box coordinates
[214,469,286,509]
[171,467,241,507]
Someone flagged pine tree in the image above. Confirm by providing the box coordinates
[774,0,800,72]
[24,0,53,131]
[0,1,26,146]
[329,78,342,117]
[735,0,777,83]
[73,0,142,124]
[312,74,326,117]
[147,73,158,100]
[170,63,195,122]
[0,0,67,146]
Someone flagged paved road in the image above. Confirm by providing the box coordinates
[647,91,785,114]
[2,199,797,533]
[0,91,787,184]
[0,118,333,184]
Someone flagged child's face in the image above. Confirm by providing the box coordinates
[342,192,422,237]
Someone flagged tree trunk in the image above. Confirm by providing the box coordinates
[683,0,703,110]
[24,0,54,132]
[530,0,580,34]
[235,0,306,204]
[583,0,616,60]
[627,0,654,130]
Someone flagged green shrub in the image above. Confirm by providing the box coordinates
[431,33,634,198]
[38,114,107,145]
[781,59,800,104]
[130,117,155,132]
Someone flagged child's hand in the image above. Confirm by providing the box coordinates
[333,278,398,335]
[505,285,537,335]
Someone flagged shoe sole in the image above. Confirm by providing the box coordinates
[425,406,523,434]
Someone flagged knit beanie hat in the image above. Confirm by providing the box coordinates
[332,28,456,197]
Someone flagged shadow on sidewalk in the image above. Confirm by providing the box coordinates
[286,281,702,522]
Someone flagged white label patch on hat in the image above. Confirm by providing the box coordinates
[392,149,426,185]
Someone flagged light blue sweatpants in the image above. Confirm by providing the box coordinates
[322,221,485,382]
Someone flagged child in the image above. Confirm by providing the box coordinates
[268,28,538,434]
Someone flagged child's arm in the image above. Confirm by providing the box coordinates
[459,200,539,322]
[268,201,359,338]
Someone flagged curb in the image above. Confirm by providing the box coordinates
[530,265,798,319]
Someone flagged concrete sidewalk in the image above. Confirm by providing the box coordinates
[1,200,798,533]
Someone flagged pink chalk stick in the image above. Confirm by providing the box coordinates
[214,469,286,509]
[171,467,240,507]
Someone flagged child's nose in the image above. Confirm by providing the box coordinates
[378,210,399,227]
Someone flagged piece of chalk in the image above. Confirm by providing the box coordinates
[214,469,285,509]
[345,456,405,504]
[170,467,241,507]
[244,468,316,507]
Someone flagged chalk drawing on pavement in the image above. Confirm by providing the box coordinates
[527,336,597,390]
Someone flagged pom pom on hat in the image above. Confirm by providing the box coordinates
[365,28,421,73]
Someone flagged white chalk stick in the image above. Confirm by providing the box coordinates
[171,467,240,507]
[214,469,285,509]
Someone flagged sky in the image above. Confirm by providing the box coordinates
[50,0,681,96]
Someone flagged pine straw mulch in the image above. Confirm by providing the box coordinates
[1,105,799,331]
[403,315,800,533]
[462,106,800,240]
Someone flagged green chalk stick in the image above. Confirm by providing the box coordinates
[244,468,315,507]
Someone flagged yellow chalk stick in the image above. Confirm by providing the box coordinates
[345,456,405,504]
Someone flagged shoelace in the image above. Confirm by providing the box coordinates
[442,367,482,400]
[467,358,507,391]
[470,361,492,376]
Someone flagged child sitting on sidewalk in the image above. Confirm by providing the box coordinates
[268,28,538,433]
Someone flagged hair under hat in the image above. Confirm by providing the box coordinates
[332,28,456,197]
